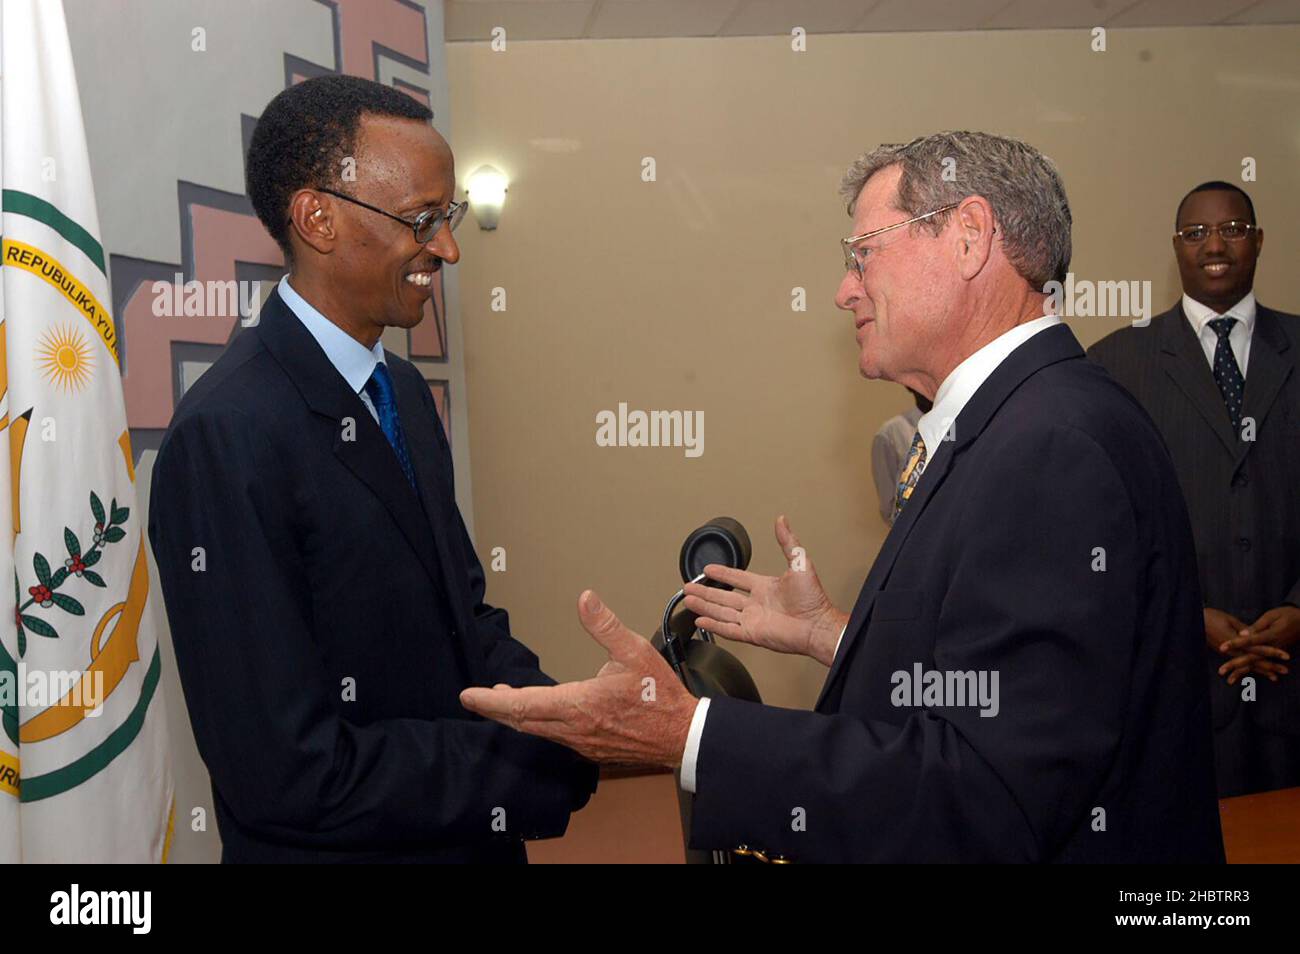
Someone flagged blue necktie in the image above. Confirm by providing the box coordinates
[364,362,417,490]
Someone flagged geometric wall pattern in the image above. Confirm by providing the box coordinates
[111,0,451,461]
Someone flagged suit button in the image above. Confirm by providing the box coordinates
[1236,537,1252,552]
[1232,472,1249,488]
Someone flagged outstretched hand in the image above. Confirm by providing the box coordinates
[460,591,699,767]
[683,515,848,667]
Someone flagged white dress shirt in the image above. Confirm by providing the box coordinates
[278,275,386,423]
[1181,292,1255,378]
[680,314,1063,794]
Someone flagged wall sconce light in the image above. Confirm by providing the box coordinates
[466,165,508,230]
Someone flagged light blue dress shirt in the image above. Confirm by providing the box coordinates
[277,275,385,424]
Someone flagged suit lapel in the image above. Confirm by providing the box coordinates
[391,365,453,529]
[389,364,484,658]
[255,289,450,604]
[815,437,957,709]
[1158,303,1237,458]
[1235,307,1293,468]
[815,322,1084,711]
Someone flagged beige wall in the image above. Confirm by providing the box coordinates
[447,26,1300,709]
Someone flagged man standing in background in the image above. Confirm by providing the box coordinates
[1089,181,1300,797]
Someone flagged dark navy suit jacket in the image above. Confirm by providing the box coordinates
[148,287,596,863]
[688,323,1225,862]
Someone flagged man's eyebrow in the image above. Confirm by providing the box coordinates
[400,194,448,214]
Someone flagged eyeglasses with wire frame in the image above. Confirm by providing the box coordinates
[316,187,468,244]
[1174,220,1258,246]
[841,203,960,279]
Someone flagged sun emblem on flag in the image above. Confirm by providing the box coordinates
[37,324,94,393]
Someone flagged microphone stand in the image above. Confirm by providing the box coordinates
[661,573,707,696]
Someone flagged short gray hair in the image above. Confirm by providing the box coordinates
[840,131,1072,288]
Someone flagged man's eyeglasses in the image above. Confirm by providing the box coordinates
[317,187,468,244]
[841,203,960,278]
[1174,220,1257,246]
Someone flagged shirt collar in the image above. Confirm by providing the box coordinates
[1181,291,1256,339]
[278,276,385,396]
[916,315,1062,455]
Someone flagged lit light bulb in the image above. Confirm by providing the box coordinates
[466,165,508,230]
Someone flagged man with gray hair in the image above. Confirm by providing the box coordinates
[461,131,1225,862]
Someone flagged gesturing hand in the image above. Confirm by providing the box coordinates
[460,591,698,768]
[682,515,848,667]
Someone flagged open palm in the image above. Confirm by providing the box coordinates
[682,515,847,666]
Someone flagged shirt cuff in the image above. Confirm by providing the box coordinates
[833,623,847,661]
[679,697,711,794]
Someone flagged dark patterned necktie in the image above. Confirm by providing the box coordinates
[364,362,418,490]
[1207,317,1245,431]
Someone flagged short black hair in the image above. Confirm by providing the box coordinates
[1175,181,1256,229]
[245,74,433,257]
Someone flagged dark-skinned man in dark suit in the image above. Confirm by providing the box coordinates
[148,75,595,863]
[460,132,1225,862]
[1089,181,1300,798]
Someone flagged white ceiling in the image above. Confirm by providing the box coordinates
[444,0,1300,41]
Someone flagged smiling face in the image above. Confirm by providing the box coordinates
[291,113,460,345]
[834,165,959,391]
[344,115,460,330]
[1174,188,1262,314]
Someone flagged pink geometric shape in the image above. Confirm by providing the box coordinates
[335,0,428,80]
[409,271,445,359]
[122,209,282,430]
[427,378,448,441]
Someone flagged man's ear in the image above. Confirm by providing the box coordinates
[955,195,994,280]
[287,189,336,256]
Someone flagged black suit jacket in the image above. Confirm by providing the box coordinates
[1088,304,1300,742]
[148,287,596,863]
[688,324,1224,862]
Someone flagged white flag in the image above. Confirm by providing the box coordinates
[0,0,173,862]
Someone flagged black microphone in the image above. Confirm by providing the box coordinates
[678,516,752,588]
[658,518,760,703]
